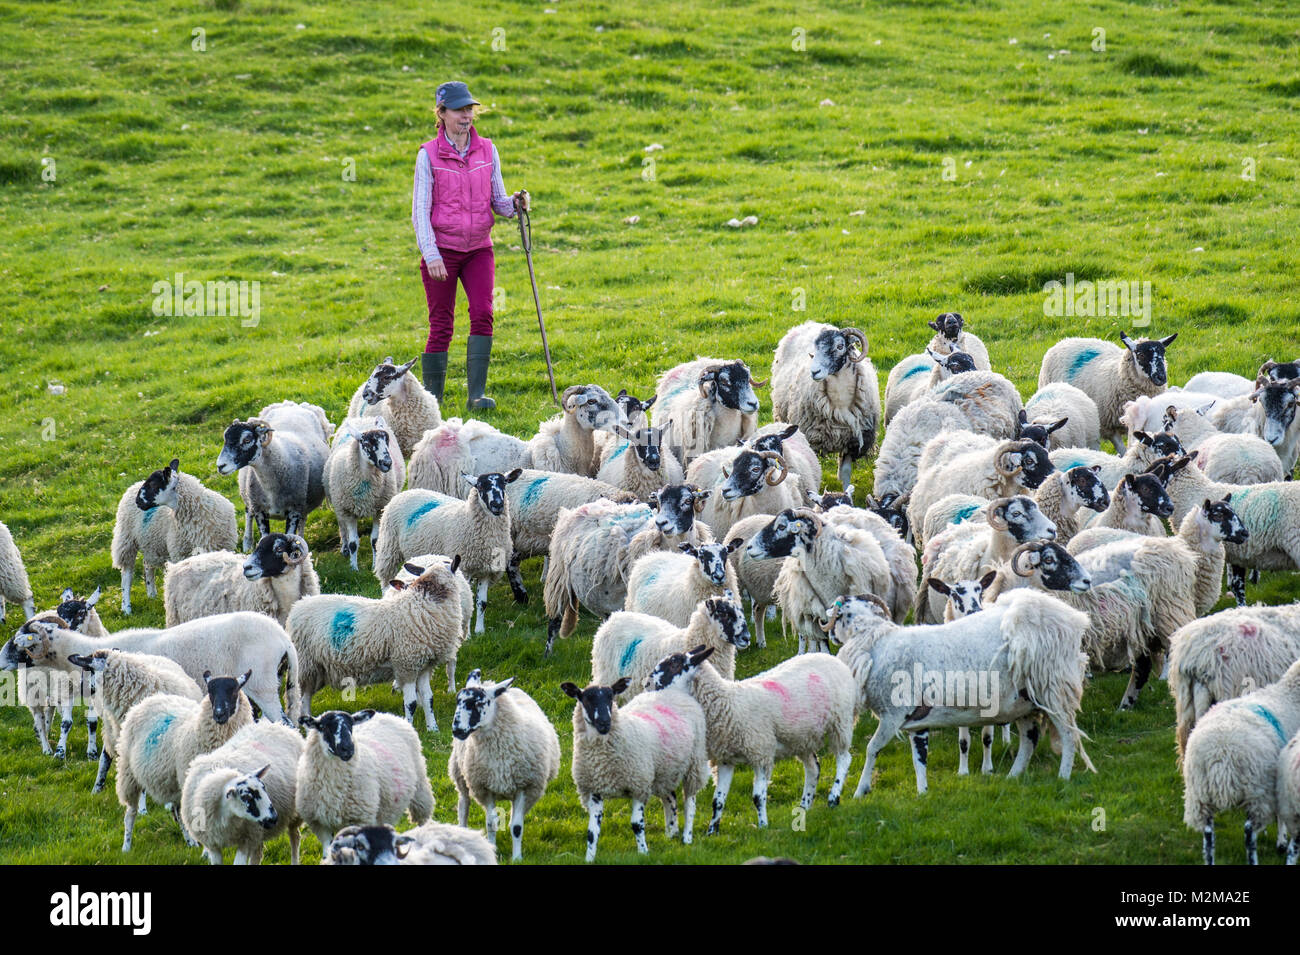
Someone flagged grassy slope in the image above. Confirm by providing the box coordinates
[0,0,1297,863]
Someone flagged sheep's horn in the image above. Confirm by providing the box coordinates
[819,604,839,634]
[994,448,1023,477]
[751,377,769,387]
[560,385,584,413]
[841,328,867,362]
[697,365,723,399]
[760,451,788,486]
[986,498,1012,531]
[1011,544,1039,577]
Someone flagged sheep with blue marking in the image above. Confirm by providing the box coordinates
[324,415,406,570]
[0,520,35,623]
[625,540,743,628]
[925,312,991,370]
[656,357,761,466]
[595,388,657,465]
[1021,382,1100,450]
[162,533,320,628]
[348,356,441,458]
[1047,428,1184,490]
[595,422,685,500]
[1038,332,1176,451]
[884,348,977,425]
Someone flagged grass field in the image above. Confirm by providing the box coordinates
[1,0,1298,864]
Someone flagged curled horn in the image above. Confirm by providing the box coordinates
[560,385,584,413]
[760,451,788,486]
[691,487,709,512]
[818,603,840,634]
[986,497,1012,531]
[751,376,769,387]
[841,327,867,362]
[697,364,723,399]
[1011,543,1041,578]
[994,444,1024,477]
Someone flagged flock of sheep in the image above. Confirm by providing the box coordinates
[3,316,1300,865]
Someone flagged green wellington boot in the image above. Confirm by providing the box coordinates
[466,334,497,411]
[421,352,448,404]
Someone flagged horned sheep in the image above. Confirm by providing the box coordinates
[656,357,761,467]
[163,533,319,628]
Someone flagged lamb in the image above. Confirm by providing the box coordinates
[770,323,877,489]
[296,709,434,859]
[448,669,561,861]
[324,416,406,570]
[217,400,333,547]
[1021,382,1100,450]
[646,644,857,833]
[687,444,805,541]
[1167,602,1300,756]
[180,721,305,864]
[163,533,320,628]
[624,541,743,627]
[1079,470,1173,536]
[1038,332,1177,451]
[111,459,239,614]
[907,435,1055,540]
[324,822,496,865]
[1182,659,1300,864]
[1159,404,1284,486]
[595,422,685,500]
[827,588,1094,795]
[0,611,97,761]
[561,674,710,861]
[1,610,299,725]
[1275,734,1300,866]
[1048,428,1184,490]
[884,348,977,426]
[348,356,442,458]
[0,520,35,622]
[288,559,465,727]
[592,592,751,694]
[924,311,992,371]
[372,471,520,633]
[66,648,202,796]
[656,357,761,466]
[115,671,255,851]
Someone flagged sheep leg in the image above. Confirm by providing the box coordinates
[248,691,285,726]
[85,703,98,760]
[54,698,73,759]
[339,515,359,571]
[313,825,333,860]
[286,510,304,538]
[1286,834,1299,867]
[205,847,223,865]
[1048,716,1077,780]
[400,680,420,727]
[369,522,381,568]
[474,579,489,634]
[981,726,994,774]
[144,565,158,599]
[708,764,735,835]
[837,453,853,492]
[1119,655,1152,710]
[289,825,301,865]
[855,716,902,797]
[1278,820,1289,854]
[510,792,527,861]
[827,750,851,806]
[585,793,604,862]
[119,567,134,615]
[456,789,470,827]
[138,792,147,814]
[1245,819,1259,865]
[170,804,198,847]
[507,551,527,603]
[682,793,697,844]
[1228,565,1247,606]
[796,632,807,655]
[92,750,111,793]
[30,707,52,756]
[1202,819,1215,865]
[248,845,265,865]
[1007,718,1039,777]
[909,731,930,794]
[1002,724,1011,744]
[242,509,255,551]
[797,754,819,810]
[121,785,141,852]
[630,799,648,853]
[484,796,498,843]
[752,604,767,650]
[753,765,772,827]
[957,727,971,775]
[545,616,562,657]
[661,792,679,839]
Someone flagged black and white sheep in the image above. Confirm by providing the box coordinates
[687,445,805,541]
[348,356,442,458]
[925,312,991,370]
[324,415,406,570]
[324,822,496,865]
[1021,382,1100,450]
[162,533,320,628]
[884,348,977,426]
[657,357,761,466]
[624,540,743,627]
[595,422,685,500]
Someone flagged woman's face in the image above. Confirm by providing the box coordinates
[444,105,474,137]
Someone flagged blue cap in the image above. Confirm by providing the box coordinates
[436,81,480,110]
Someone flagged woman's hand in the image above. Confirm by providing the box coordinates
[426,257,447,281]
[512,189,530,212]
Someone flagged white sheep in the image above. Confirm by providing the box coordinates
[770,323,878,488]
[592,592,751,694]
[324,415,406,570]
[1,608,99,761]
[181,721,305,864]
[687,445,805,541]
[324,822,497,865]
[1185,370,1255,400]
[387,553,474,643]
[1182,659,1300,864]
[1021,382,1100,450]
[884,348,977,426]
[1048,428,1184,490]
[1119,390,1225,435]
[111,458,239,614]
[656,357,761,466]
[1234,380,1300,475]
[924,312,992,370]
[1160,405,1285,485]
[561,675,710,861]
[594,389,657,466]
[116,671,255,851]
[1038,332,1176,451]
[646,644,857,833]
[296,709,434,859]
[348,356,442,458]
[163,533,320,628]
[814,504,918,628]
[288,559,465,728]
[449,669,561,861]
[595,422,685,500]
[624,540,742,627]
[0,520,35,623]
[1275,734,1300,866]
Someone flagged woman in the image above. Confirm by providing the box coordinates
[412,80,525,411]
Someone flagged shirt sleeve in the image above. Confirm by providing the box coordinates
[490,143,516,218]
[412,149,441,262]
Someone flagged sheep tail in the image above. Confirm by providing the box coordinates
[1003,597,1090,766]
[410,774,434,824]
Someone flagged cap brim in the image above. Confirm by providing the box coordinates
[442,96,480,109]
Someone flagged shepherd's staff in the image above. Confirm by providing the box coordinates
[513,190,560,407]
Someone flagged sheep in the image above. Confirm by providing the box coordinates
[686,445,805,542]
[217,400,333,547]
[907,435,1055,539]
[624,540,743,627]
[656,357,761,467]
[1238,380,1300,475]
[827,588,1094,795]
[1167,602,1300,756]
[448,669,561,861]
[111,459,239,614]
[770,323,877,489]
[542,486,714,653]
[288,559,464,728]
[1,611,96,761]
[726,512,787,650]
[1157,404,1283,487]
[162,533,319,628]
[1,611,300,725]
[862,490,912,543]
[1182,659,1300,864]
[749,422,823,499]
[324,822,496,865]
[595,422,685,500]
[54,586,109,637]
[592,592,751,694]
[180,721,305,864]
[915,496,1058,625]
[594,389,657,466]
[1185,371,1255,400]
[745,508,898,655]
[372,471,520,634]
[387,554,475,642]
[115,671,255,851]
[1038,332,1176,451]
[814,503,919,628]
[66,648,202,796]
[1080,469,1173,536]
[925,311,992,371]
[646,644,857,832]
[1021,382,1100,450]
[1119,390,1226,436]
[561,674,710,861]
[0,520,35,622]
[1048,428,1184,490]
[324,415,406,570]
[981,540,1094,604]
[884,348,977,426]
[348,356,441,458]
[1275,734,1300,866]
[296,709,434,859]
[528,385,625,476]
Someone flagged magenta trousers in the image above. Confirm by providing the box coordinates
[420,246,495,353]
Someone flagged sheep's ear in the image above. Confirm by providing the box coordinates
[1134,431,1152,445]
[449,555,462,576]
[560,682,582,700]
[678,542,696,554]
[256,425,273,446]
[387,579,407,591]
[1221,492,1232,503]
[398,356,419,375]
[86,586,101,607]
[203,670,212,686]
[1018,409,1028,425]
[643,395,656,410]
[505,468,523,483]
[350,709,376,724]
[462,473,477,488]
[168,458,180,473]
[298,715,318,729]
[1159,334,1177,347]
[403,563,426,577]
[238,669,252,689]
[1120,331,1135,350]
[979,570,997,590]
[779,424,798,439]
[926,577,950,596]
[1090,465,1102,474]
[690,645,715,665]
[1048,417,1068,434]
[928,320,941,332]
[254,764,271,780]
[493,678,514,697]
[465,668,483,687]
[60,587,74,602]
[382,355,394,365]
[610,677,632,695]
[726,537,745,553]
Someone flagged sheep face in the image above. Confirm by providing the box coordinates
[809,330,865,381]
[1252,381,1300,447]
[462,469,522,517]
[358,428,394,473]
[360,356,418,406]
[1134,429,1185,461]
[69,650,110,674]
[55,586,101,630]
[865,492,910,541]
[451,669,514,740]
[135,458,182,511]
[1065,466,1110,513]
[217,421,270,475]
[989,497,1057,543]
[300,709,376,761]
[0,616,64,669]
[935,350,976,378]
[327,825,415,865]
[809,487,853,511]
[243,533,308,580]
[745,509,818,560]
[653,485,706,536]
[1120,332,1177,387]
[700,362,760,412]
[203,670,251,725]
[562,385,623,433]
[645,645,716,692]
[702,592,751,649]
[927,571,997,617]
[996,441,1055,491]
[615,425,668,472]
[822,593,892,644]
[614,389,655,426]
[928,312,964,342]
[1200,495,1248,545]
[679,540,740,587]
[224,767,278,829]
[719,449,786,501]
[1017,411,1069,448]
[560,680,631,737]
[1122,473,1174,520]
[1011,542,1091,593]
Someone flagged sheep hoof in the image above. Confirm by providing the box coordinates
[54,746,66,759]
[86,747,98,760]
[827,795,840,808]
